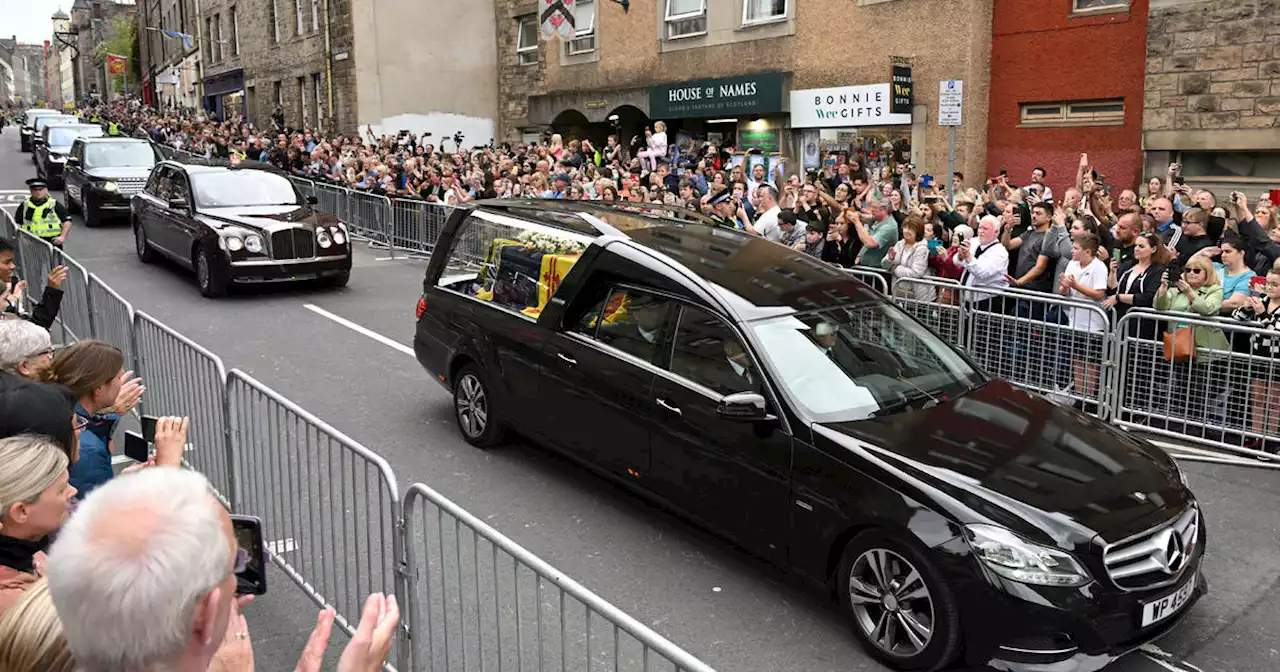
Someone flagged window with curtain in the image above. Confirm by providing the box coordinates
[743,0,786,23]
[665,0,706,39]
[567,0,595,54]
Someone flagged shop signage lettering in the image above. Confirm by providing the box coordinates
[650,73,784,119]
[789,83,913,129]
[891,65,913,115]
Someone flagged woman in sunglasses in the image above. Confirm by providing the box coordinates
[48,341,185,500]
[1155,255,1229,428]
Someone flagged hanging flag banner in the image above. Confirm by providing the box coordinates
[106,53,128,75]
[161,29,196,52]
[540,0,576,39]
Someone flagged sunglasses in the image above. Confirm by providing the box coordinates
[1183,268,1206,275]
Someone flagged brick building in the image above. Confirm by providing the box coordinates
[1143,0,1280,194]
[495,0,994,182]
[138,0,202,109]
[986,0,1148,198]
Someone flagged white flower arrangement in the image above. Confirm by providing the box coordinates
[517,230,586,256]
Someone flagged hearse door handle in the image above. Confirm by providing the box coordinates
[656,398,682,416]
[557,352,578,366]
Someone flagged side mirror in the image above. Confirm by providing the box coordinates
[716,392,776,422]
[306,195,318,205]
[168,197,189,210]
[66,157,80,168]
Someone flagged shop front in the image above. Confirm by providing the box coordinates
[790,83,915,182]
[648,72,788,172]
[202,68,245,121]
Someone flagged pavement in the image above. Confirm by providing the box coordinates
[3,129,1279,672]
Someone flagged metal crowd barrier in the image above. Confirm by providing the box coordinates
[53,251,93,344]
[843,267,889,296]
[133,311,235,505]
[403,483,715,672]
[1114,308,1280,461]
[226,369,404,666]
[87,273,136,368]
[891,276,964,348]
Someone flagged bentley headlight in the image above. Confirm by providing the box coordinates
[331,226,346,246]
[225,236,244,252]
[317,229,332,248]
[102,181,119,192]
[965,524,1090,587]
[244,235,264,254]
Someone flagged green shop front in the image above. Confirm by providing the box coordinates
[647,72,791,174]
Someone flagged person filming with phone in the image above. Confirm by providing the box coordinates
[45,468,401,672]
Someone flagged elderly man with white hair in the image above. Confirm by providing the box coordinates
[953,215,1011,312]
[46,468,399,672]
[0,319,54,382]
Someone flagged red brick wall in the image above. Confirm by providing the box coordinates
[986,0,1148,197]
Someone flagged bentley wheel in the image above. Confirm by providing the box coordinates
[195,245,227,298]
[134,221,157,263]
[453,364,505,449]
[837,531,960,671]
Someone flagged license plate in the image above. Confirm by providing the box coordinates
[1140,573,1197,627]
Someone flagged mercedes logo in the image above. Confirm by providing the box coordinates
[1150,528,1186,575]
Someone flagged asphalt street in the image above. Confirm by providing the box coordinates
[4,130,1279,672]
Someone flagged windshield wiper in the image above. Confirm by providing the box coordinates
[870,378,944,418]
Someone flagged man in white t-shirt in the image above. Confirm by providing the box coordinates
[752,185,783,243]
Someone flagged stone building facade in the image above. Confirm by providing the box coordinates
[193,0,356,131]
[494,0,993,185]
[1143,0,1280,188]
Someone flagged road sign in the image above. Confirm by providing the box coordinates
[939,80,963,126]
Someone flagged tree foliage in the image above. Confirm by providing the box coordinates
[94,12,139,91]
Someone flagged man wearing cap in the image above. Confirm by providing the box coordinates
[706,188,743,231]
[542,174,570,199]
[14,178,72,249]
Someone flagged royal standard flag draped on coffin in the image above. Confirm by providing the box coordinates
[522,253,580,318]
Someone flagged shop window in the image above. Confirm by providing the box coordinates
[516,16,538,66]
[1179,151,1280,181]
[1018,99,1124,126]
[1073,0,1127,12]
[666,0,707,40]
[566,0,596,54]
[743,0,786,24]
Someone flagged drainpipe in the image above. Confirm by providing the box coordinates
[321,0,333,131]
[193,0,204,111]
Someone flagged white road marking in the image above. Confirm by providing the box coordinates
[303,303,414,356]
[265,538,297,554]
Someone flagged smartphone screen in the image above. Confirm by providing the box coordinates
[231,515,268,595]
[141,415,158,443]
[123,430,149,463]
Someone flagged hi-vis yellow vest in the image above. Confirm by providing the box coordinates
[22,199,62,238]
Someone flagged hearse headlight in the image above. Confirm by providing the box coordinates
[101,181,119,192]
[244,234,264,254]
[317,229,332,248]
[965,524,1090,587]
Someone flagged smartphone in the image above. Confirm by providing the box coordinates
[920,174,935,190]
[1269,189,1280,205]
[141,415,158,443]
[1111,248,1121,263]
[1173,176,1186,186]
[231,515,268,595]
[123,430,149,463]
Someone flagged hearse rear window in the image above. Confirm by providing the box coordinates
[436,213,593,319]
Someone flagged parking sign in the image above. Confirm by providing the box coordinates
[939,80,963,126]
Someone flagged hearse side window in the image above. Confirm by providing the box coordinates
[669,305,760,396]
[592,287,675,364]
[435,213,592,319]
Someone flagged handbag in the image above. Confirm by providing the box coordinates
[1162,327,1194,362]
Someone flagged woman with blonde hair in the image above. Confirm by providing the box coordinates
[0,435,76,616]
[0,579,74,672]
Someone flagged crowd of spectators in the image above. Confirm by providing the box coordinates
[84,101,1280,454]
[0,323,399,667]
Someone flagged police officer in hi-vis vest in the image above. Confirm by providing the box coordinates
[14,178,72,249]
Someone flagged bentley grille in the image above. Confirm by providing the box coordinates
[271,229,317,261]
